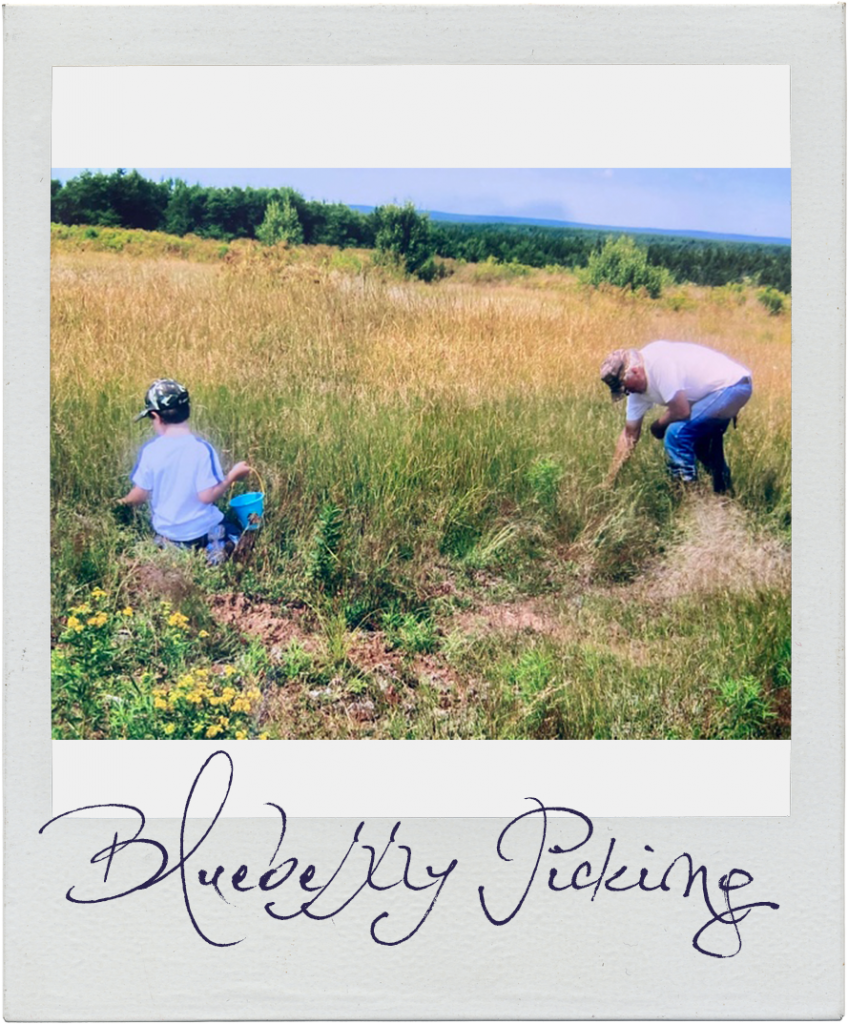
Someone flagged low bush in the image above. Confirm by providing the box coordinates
[582,235,673,299]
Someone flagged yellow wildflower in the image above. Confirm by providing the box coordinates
[186,691,203,705]
[223,665,236,678]
[235,731,248,740]
[209,696,221,707]
[91,587,107,599]
[66,615,84,633]
[247,688,262,703]
[164,723,176,735]
[198,630,209,638]
[121,606,133,617]
[168,691,179,706]
[69,603,90,615]
[168,611,190,630]
[195,667,209,678]
[259,732,270,740]
[87,612,109,628]
[153,698,168,710]
[221,687,236,703]
[178,674,194,689]
[206,725,221,739]
[232,698,251,714]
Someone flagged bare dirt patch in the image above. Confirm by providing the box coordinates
[345,630,404,683]
[344,630,461,693]
[208,593,318,652]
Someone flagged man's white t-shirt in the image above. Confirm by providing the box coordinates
[625,341,751,423]
[132,434,225,541]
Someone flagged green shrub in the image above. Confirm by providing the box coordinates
[713,675,775,739]
[715,281,747,307]
[307,503,345,592]
[373,202,436,280]
[757,286,787,316]
[281,640,313,680]
[664,291,696,312]
[414,255,447,283]
[583,235,673,299]
[382,611,439,655]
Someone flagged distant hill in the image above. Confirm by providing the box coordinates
[350,205,790,247]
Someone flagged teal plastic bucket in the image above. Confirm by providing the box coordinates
[230,491,265,531]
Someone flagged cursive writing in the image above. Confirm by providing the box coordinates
[39,751,778,957]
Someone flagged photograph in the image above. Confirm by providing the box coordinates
[10,18,841,1023]
[50,166,791,743]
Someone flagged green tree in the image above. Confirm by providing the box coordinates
[373,202,437,279]
[256,198,303,246]
[584,235,672,299]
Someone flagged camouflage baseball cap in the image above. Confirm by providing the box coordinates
[134,379,190,421]
[600,349,630,402]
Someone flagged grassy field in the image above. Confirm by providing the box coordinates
[50,225,791,741]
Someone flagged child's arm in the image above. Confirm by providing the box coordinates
[118,485,150,506]
[197,461,252,505]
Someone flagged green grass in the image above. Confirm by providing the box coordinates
[50,232,791,740]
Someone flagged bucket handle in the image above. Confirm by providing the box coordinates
[247,466,266,497]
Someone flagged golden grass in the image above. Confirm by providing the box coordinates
[51,246,791,407]
[50,234,792,741]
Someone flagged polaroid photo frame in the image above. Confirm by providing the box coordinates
[5,6,844,1020]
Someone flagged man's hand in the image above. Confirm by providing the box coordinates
[650,419,667,440]
[607,420,643,484]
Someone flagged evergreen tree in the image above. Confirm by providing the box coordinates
[256,198,303,246]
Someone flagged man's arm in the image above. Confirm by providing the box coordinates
[118,485,150,506]
[650,391,691,439]
[608,418,643,483]
[197,461,252,505]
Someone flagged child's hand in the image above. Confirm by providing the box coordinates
[227,461,252,483]
[112,500,135,526]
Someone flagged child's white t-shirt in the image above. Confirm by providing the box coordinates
[132,434,225,542]
[625,340,751,423]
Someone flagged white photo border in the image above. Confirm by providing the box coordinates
[6,7,844,1019]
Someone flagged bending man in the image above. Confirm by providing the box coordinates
[600,341,753,493]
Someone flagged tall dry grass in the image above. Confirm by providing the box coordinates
[50,233,791,739]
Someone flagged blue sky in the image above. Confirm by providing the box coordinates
[52,168,791,240]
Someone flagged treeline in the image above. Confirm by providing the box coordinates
[51,170,375,248]
[51,170,790,292]
[429,223,791,293]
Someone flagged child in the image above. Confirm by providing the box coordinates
[119,379,251,562]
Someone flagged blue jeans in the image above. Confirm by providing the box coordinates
[155,517,243,565]
[664,379,752,487]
